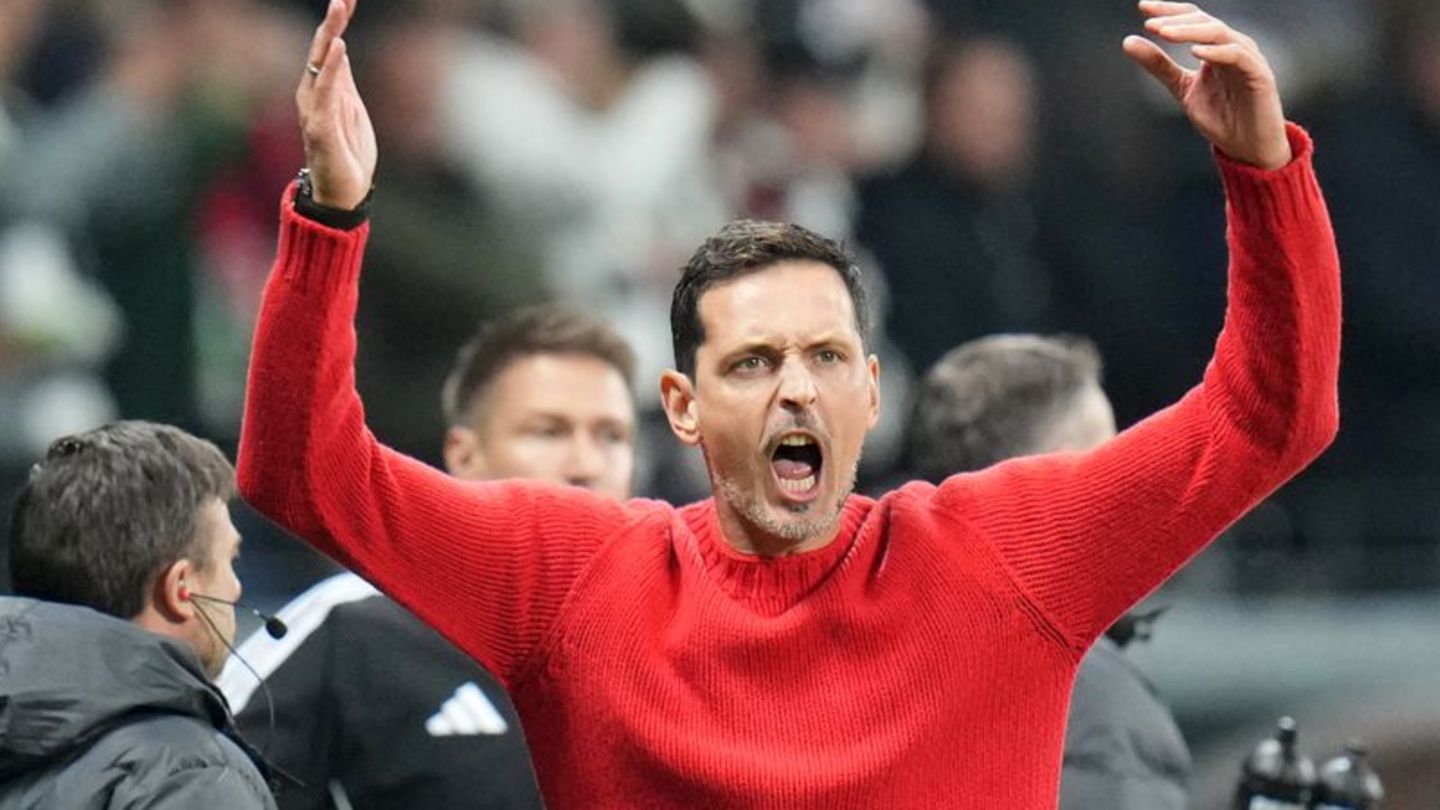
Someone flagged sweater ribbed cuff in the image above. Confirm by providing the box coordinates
[275,181,370,295]
[1214,123,1324,229]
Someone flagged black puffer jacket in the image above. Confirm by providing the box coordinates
[0,596,276,809]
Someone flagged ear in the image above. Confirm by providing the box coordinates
[152,558,195,624]
[660,369,701,446]
[443,426,487,480]
[865,353,882,430]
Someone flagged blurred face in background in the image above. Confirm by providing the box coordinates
[363,19,446,160]
[1407,23,1440,125]
[927,37,1038,188]
[0,0,45,87]
[445,352,636,502]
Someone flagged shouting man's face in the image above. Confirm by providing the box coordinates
[663,261,879,556]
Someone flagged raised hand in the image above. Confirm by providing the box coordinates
[1122,0,1291,170]
[296,0,376,210]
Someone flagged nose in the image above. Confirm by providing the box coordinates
[564,432,608,489]
[777,358,818,412]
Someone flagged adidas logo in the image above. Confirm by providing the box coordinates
[424,682,509,737]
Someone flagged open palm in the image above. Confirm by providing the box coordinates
[1123,1,1291,170]
[296,0,377,210]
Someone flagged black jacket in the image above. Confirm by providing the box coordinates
[0,596,276,809]
[218,574,543,809]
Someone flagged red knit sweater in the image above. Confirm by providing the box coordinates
[239,124,1338,808]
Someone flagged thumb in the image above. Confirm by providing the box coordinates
[1123,35,1187,99]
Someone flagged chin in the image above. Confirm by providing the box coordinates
[763,498,842,542]
[202,654,226,681]
[198,635,233,680]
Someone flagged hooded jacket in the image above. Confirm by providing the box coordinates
[0,596,276,809]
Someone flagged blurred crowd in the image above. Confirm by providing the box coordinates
[2,0,1438,595]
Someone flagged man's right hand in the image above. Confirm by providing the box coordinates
[296,0,376,210]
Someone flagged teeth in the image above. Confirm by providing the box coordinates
[779,435,815,447]
[779,475,816,493]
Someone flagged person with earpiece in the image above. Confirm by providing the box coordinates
[0,421,277,809]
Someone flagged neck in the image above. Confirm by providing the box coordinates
[132,604,209,673]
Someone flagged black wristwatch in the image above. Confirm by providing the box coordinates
[294,168,373,230]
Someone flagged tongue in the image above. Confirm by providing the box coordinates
[772,458,814,480]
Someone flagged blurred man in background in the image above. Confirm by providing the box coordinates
[436,0,718,404]
[1,421,274,809]
[1306,0,1440,588]
[909,333,1190,810]
[859,36,1063,376]
[220,306,637,809]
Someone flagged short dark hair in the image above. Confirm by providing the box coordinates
[442,305,638,427]
[671,219,870,378]
[908,334,1102,481]
[8,421,236,619]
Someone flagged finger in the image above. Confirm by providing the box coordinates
[338,44,364,108]
[336,0,358,35]
[1150,20,1233,46]
[1123,35,1188,97]
[1143,10,1211,29]
[305,0,346,73]
[1143,5,1259,49]
[312,35,348,104]
[1137,1,1199,18]
[1190,42,1252,68]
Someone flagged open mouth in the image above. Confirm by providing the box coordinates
[770,433,824,499]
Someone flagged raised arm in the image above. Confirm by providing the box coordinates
[237,0,642,683]
[933,3,1340,653]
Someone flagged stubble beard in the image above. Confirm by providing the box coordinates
[708,449,859,549]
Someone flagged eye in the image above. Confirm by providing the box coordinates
[732,355,770,373]
[816,349,843,364]
[596,425,632,445]
[522,421,569,439]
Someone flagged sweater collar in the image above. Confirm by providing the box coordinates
[679,497,873,615]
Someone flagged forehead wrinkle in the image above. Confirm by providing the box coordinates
[706,302,860,349]
[732,330,855,353]
[702,262,856,318]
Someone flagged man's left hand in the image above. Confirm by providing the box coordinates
[1123,1,1291,170]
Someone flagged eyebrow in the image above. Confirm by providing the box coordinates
[723,332,855,357]
[518,411,636,428]
[592,416,636,434]
[722,339,780,358]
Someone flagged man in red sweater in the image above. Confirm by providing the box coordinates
[240,1,1340,806]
